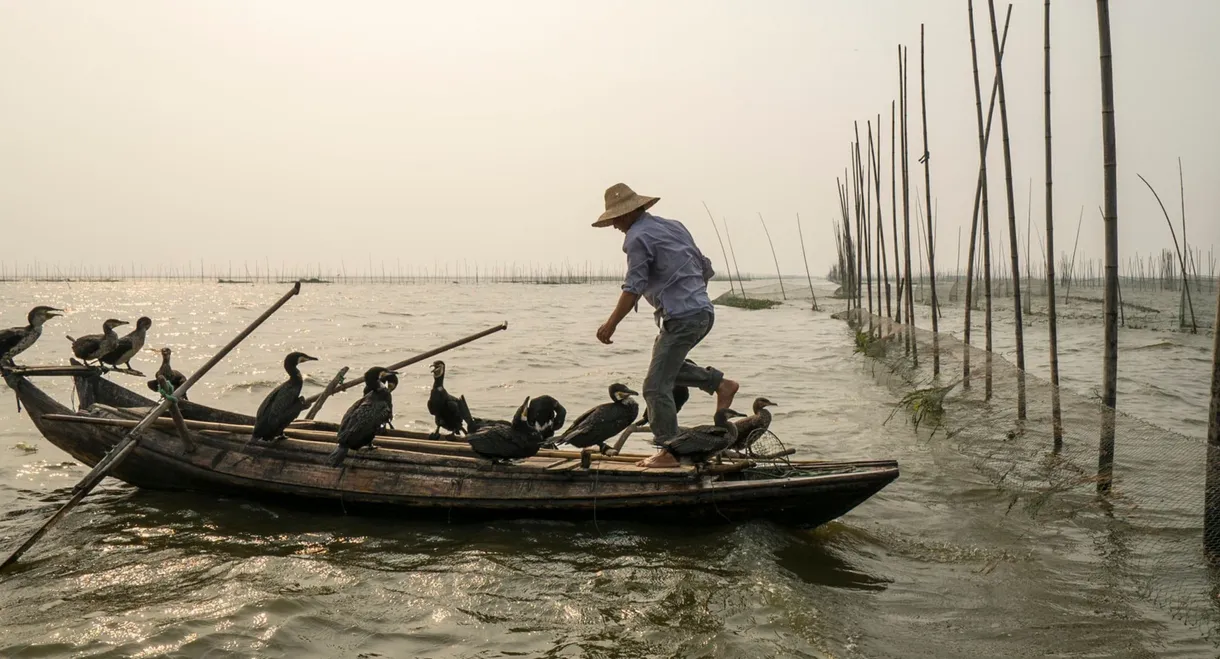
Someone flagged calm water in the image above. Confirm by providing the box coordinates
[0,280,1215,657]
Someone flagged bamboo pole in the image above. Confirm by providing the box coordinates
[900,46,916,363]
[702,202,738,297]
[1,282,303,569]
[872,117,892,319]
[987,0,1026,419]
[1096,0,1119,493]
[1205,263,1220,561]
[724,219,748,299]
[891,101,902,325]
[1136,174,1197,333]
[796,214,820,311]
[1045,0,1063,447]
[919,24,940,376]
[758,213,787,300]
[303,322,508,403]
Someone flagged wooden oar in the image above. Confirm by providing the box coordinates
[300,321,508,405]
[1,282,303,571]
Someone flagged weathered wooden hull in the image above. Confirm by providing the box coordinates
[6,374,899,528]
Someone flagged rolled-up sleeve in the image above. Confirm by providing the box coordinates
[622,235,652,295]
[699,251,714,282]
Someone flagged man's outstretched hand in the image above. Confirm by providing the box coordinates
[596,321,616,344]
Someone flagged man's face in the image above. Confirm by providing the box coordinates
[612,209,643,233]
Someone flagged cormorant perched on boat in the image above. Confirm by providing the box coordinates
[329,366,396,466]
[68,319,128,366]
[730,397,777,453]
[466,397,546,463]
[250,351,318,442]
[526,395,566,439]
[458,394,566,437]
[652,408,744,465]
[0,306,62,366]
[146,347,188,400]
[553,383,639,453]
[100,316,152,371]
[342,368,398,430]
[427,360,465,438]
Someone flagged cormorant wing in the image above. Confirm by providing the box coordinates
[0,327,23,354]
[253,379,299,437]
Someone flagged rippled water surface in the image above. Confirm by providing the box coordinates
[0,280,1215,657]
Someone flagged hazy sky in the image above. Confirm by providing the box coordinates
[1,1,1217,278]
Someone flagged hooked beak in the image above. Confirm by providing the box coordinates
[301,355,318,362]
[46,308,63,318]
[116,320,130,326]
[624,388,639,396]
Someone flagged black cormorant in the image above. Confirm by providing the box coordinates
[342,368,398,430]
[250,351,318,442]
[427,360,465,438]
[100,316,152,371]
[730,397,777,453]
[466,397,546,463]
[526,395,566,439]
[659,408,745,464]
[554,383,639,452]
[0,306,62,366]
[146,347,188,400]
[329,366,396,466]
[68,319,128,366]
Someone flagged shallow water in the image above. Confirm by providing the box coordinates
[0,280,1215,657]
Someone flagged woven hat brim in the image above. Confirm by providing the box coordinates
[592,196,659,228]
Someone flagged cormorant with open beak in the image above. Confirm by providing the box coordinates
[0,306,62,367]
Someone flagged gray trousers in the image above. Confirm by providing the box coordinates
[643,310,724,440]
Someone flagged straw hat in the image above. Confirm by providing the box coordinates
[593,183,659,228]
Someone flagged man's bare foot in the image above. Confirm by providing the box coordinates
[715,379,739,411]
[636,450,681,468]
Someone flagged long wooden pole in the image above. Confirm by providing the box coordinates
[724,219,748,299]
[758,213,787,300]
[891,101,901,325]
[1044,0,1064,448]
[872,117,891,319]
[1136,174,1196,332]
[1205,264,1220,560]
[988,0,1026,419]
[1096,0,1119,493]
[702,201,738,297]
[900,46,916,363]
[304,322,508,403]
[796,213,820,311]
[919,24,940,376]
[2,281,303,570]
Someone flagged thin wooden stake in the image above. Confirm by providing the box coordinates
[758,213,786,300]
[796,214,820,311]
[305,366,350,420]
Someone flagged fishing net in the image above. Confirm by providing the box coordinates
[826,305,1219,645]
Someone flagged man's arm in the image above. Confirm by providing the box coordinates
[597,290,641,344]
[598,235,651,344]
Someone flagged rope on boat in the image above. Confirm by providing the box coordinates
[156,383,179,404]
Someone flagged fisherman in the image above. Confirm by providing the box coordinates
[593,183,739,468]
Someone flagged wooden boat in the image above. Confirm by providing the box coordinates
[3,370,899,528]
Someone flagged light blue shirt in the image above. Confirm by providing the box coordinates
[622,213,715,322]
